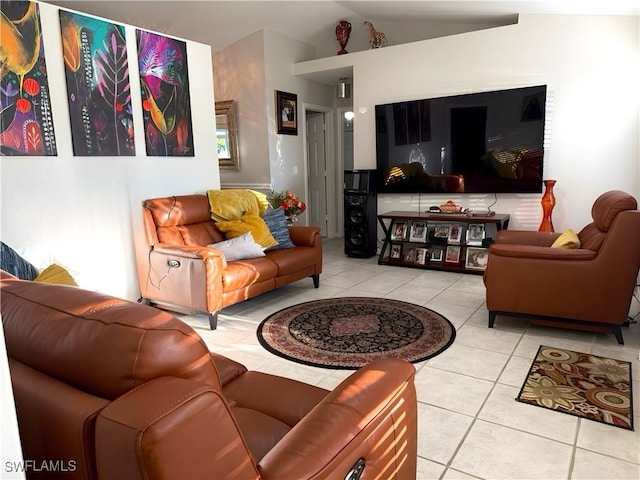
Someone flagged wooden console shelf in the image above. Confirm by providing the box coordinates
[377,211,510,274]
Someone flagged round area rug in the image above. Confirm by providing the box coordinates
[257,297,456,369]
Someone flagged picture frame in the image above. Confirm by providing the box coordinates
[391,220,408,241]
[390,243,403,260]
[466,223,485,245]
[409,221,427,242]
[444,245,462,265]
[404,246,417,263]
[275,90,298,135]
[465,247,489,271]
[215,100,239,170]
[433,224,450,238]
[428,247,443,262]
[448,224,462,243]
[415,248,428,265]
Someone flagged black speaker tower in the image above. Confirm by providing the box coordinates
[344,170,377,258]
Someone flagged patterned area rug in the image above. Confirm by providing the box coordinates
[517,345,634,430]
[257,297,456,369]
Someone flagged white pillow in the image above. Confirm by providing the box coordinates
[207,231,265,261]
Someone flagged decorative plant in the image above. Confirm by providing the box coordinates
[268,190,306,222]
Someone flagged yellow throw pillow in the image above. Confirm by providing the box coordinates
[33,264,78,286]
[216,213,279,249]
[551,229,581,249]
[207,189,268,221]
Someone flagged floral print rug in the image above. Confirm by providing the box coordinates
[257,297,456,370]
[517,345,634,430]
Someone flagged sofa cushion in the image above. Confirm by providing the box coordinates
[34,263,78,286]
[216,213,279,249]
[263,207,295,250]
[551,229,581,249]
[207,189,268,222]
[1,242,39,280]
[208,232,265,261]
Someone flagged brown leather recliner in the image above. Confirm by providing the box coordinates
[139,194,322,329]
[484,190,640,344]
[1,272,417,480]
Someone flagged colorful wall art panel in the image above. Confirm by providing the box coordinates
[0,1,57,156]
[59,11,135,156]
[136,30,194,156]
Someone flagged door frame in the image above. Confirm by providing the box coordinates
[302,103,337,238]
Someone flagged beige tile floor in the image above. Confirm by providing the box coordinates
[180,238,640,480]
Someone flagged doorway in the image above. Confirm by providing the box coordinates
[303,104,335,238]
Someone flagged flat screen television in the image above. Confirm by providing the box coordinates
[375,85,547,194]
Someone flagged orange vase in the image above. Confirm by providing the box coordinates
[538,179,557,232]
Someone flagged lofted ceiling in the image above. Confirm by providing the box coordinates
[41,1,640,55]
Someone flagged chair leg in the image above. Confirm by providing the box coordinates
[612,325,624,345]
[488,311,496,328]
[312,274,320,288]
[208,312,218,330]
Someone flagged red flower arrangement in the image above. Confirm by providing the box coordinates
[268,190,306,222]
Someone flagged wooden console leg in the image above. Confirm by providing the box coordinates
[312,274,320,288]
[208,312,218,330]
[488,311,497,328]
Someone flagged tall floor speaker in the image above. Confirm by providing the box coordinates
[344,192,377,258]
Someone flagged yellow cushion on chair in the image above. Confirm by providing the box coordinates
[207,189,268,221]
[551,229,581,249]
[216,213,279,249]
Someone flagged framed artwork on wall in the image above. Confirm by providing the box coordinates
[275,90,297,135]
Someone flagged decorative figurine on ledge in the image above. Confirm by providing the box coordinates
[336,20,352,55]
[364,21,387,49]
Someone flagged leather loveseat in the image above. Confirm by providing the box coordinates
[1,271,418,480]
[139,194,322,329]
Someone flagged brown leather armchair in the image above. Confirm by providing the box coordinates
[139,194,322,329]
[2,272,417,480]
[484,190,640,344]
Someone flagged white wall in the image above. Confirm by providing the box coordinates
[0,1,220,301]
[296,14,640,232]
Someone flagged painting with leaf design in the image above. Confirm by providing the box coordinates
[0,0,57,156]
[59,11,135,156]
[136,30,194,156]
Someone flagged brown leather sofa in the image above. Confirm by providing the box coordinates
[2,271,417,480]
[140,194,322,329]
[484,190,640,344]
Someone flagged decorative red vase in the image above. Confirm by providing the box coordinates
[336,20,352,55]
[538,179,557,232]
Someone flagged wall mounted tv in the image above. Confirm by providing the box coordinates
[375,85,547,195]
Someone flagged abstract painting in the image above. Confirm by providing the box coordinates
[0,0,57,156]
[59,10,135,156]
[136,30,194,156]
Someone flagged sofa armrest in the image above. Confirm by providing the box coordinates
[287,226,321,248]
[96,377,258,480]
[489,243,597,261]
[258,358,417,480]
[495,229,560,247]
[143,244,226,313]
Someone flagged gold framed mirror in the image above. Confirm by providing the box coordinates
[215,100,239,170]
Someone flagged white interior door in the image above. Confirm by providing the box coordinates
[306,112,328,236]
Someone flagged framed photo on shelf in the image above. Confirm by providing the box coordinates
[433,224,450,238]
[275,90,298,135]
[390,243,403,260]
[448,224,462,243]
[444,245,462,265]
[415,248,428,265]
[466,224,485,245]
[404,246,417,263]
[409,221,427,242]
[391,220,408,241]
[428,247,443,262]
[465,247,489,271]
